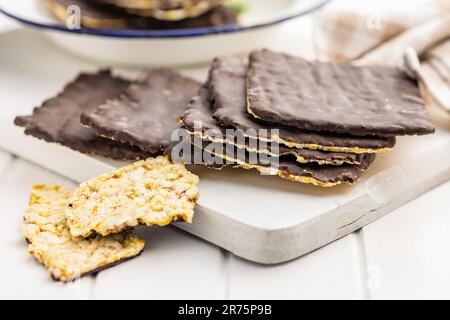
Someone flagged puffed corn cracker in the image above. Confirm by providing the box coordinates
[67,156,200,238]
[21,185,145,282]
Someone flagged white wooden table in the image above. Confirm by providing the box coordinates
[1,14,450,301]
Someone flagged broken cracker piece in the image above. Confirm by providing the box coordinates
[67,156,200,238]
[14,70,151,161]
[81,69,201,155]
[21,185,145,282]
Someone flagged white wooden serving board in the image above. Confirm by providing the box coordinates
[1,28,450,265]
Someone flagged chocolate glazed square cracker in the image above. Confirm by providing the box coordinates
[182,85,367,166]
[14,70,150,160]
[181,85,376,187]
[102,0,226,21]
[247,50,435,137]
[190,131,375,187]
[81,69,201,155]
[209,56,396,154]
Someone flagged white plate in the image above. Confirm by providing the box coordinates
[1,29,450,264]
[0,0,329,66]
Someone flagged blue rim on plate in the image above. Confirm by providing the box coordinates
[0,0,330,38]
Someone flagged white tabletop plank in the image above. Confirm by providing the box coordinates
[0,15,18,34]
[92,228,227,300]
[0,159,94,299]
[362,180,450,300]
[0,148,13,173]
[227,233,366,300]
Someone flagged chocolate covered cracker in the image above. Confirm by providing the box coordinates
[21,185,145,282]
[81,69,200,155]
[67,156,200,238]
[182,85,368,166]
[247,50,435,137]
[208,56,395,154]
[14,70,150,160]
[182,86,375,186]
[196,139,376,187]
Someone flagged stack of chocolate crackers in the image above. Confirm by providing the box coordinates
[180,50,435,187]
[15,49,435,188]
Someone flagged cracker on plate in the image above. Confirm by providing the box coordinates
[47,0,237,29]
[116,0,226,21]
[94,0,222,11]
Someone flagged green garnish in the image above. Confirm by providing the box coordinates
[227,0,247,14]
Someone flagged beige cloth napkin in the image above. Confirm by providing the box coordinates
[314,0,450,112]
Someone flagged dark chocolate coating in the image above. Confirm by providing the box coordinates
[209,56,396,151]
[50,0,237,29]
[192,135,376,185]
[52,0,127,20]
[275,153,375,185]
[14,70,151,161]
[279,147,364,165]
[81,69,201,154]
[247,50,435,137]
[182,84,368,166]
[182,86,223,134]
